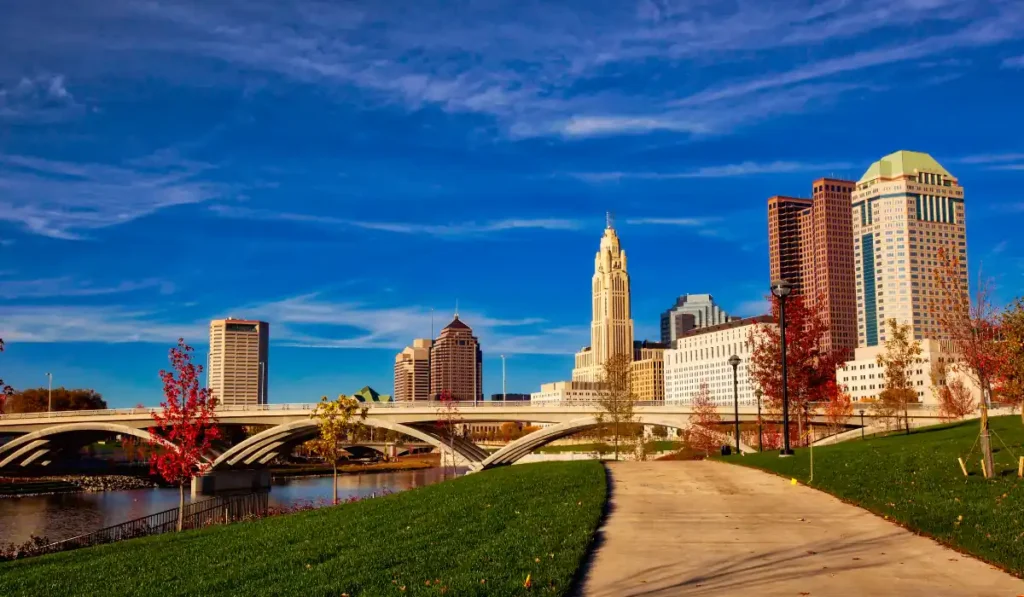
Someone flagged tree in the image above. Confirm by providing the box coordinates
[3,388,107,413]
[0,338,11,414]
[749,294,845,446]
[931,360,977,421]
[651,425,668,439]
[435,390,463,479]
[932,247,1003,477]
[876,319,923,434]
[310,394,368,504]
[687,383,721,456]
[597,353,636,461]
[1001,298,1024,412]
[149,339,220,531]
[823,384,853,437]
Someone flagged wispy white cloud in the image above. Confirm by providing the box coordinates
[0,294,584,355]
[0,74,83,122]
[0,152,224,239]
[733,298,772,318]
[572,160,855,182]
[955,152,1024,164]
[1002,55,1024,68]
[209,205,585,237]
[625,217,717,227]
[0,276,174,300]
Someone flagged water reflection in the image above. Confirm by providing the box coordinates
[0,468,455,546]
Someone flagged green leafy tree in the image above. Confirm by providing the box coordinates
[876,319,923,434]
[597,353,636,461]
[310,395,368,504]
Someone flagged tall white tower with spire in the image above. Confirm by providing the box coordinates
[572,214,635,382]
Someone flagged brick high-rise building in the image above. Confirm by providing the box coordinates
[429,315,483,401]
[768,196,813,295]
[394,338,432,401]
[852,150,967,346]
[208,318,269,407]
[767,179,858,357]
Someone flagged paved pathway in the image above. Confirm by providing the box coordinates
[581,461,1024,596]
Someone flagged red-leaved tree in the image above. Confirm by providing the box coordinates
[748,294,845,447]
[149,339,220,531]
[687,383,721,457]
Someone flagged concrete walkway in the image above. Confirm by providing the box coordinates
[580,461,1024,596]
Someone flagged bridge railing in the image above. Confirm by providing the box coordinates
[26,491,269,557]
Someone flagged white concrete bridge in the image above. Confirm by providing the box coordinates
[0,401,955,472]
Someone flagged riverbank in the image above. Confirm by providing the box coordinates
[0,461,607,596]
[269,454,439,478]
[0,475,156,498]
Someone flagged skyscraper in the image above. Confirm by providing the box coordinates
[659,294,735,344]
[768,195,813,295]
[852,150,967,346]
[429,315,483,401]
[394,338,432,401]
[208,318,269,407]
[767,178,858,356]
[572,215,634,382]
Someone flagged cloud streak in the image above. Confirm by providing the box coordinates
[571,160,856,182]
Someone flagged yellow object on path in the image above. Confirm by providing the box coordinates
[791,478,798,485]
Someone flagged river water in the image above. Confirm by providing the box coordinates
[0,468,453,546]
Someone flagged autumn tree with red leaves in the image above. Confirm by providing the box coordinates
[822,383,853,437]
[687,383,721,457]
[149,339,220,531]
[932,248,1003,477]
[931,360,976,421]
[748,294,845,447]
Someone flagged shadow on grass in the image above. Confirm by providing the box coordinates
[567,462,616,597]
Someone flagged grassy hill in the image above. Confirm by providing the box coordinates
[0,461,607,596]
[725,415,1024,576]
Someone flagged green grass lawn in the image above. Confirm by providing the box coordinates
[723,415,1024,576]
[0,461,607,596]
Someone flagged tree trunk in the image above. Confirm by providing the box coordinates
[981,402,995,479]
[332,462,338,505]
[904,405,910,435]
[177,483,184,532]
[614,418,619,461]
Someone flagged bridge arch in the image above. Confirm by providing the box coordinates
[0,422,174,470]
[209,417,488,471]
[481,415,755,469]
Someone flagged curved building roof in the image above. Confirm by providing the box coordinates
[858,150,952,184]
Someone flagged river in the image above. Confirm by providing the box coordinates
[0,468,454,546]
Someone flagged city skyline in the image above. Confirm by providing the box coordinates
[2,1,1024,406]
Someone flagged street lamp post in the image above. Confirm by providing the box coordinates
[860,409,866,440]
[729,355,741,454]
[754,388,763,452]
[501,354,506,402]
[46,372,53,416]
[771,279,794,457]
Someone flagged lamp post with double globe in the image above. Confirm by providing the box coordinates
[770,279,794,456]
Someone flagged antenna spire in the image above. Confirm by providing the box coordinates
[606,211,614,229]
[454,299,459,318]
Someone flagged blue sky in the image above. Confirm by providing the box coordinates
[1,0,1023,407]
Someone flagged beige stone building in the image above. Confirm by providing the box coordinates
[208,318,269,407]
[631,341,667,401]
[531,381,605,405]
[839,339,982,407]
[394,339,432,401]
[853,150,967,347]
[572,216,635,382]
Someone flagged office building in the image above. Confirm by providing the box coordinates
[768,195,813,295]
[531,381,605,405]
[490,393,531,401]
[208,318,269,407]
[572,215,635,382]
[852,150,967,346]
[631,340,668,401]
[660,294,735,344]
[429,315,483,401]
[839,340,981,406]
[394,339,433,401]
[663,316,772,407]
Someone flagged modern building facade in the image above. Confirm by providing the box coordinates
[572,216,635,382]
[631,340,667,401]
[663,316,773,407]
[394,339,433,401]
[531,381,605,405]
[659,294,735,344]
[838,340,981,406]
[429,315,483,401]
[768,195,813,295]
[208,318,269,407]
[852,150,967,346]
[489,393,531,401]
